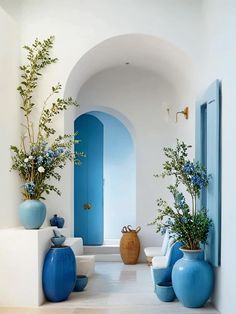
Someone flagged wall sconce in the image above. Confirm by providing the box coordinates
[176,106,189,123]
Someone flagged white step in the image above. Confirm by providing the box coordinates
[84,244,120,255]
[94,253,122,262]
[104,239,120,245]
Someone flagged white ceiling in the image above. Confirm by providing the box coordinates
[65,34,196,98]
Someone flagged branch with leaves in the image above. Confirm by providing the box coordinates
[150,140,211,250]
[11,36,83,200]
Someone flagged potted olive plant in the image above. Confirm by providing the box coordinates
[10,36,82,229]
[150,140,214,308]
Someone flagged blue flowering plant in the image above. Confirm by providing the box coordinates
[10,37,83,200]
[150,140,211,250]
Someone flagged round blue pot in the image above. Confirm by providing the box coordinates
[19,200,46,229]
[73,275,88,292]
[50,214,65,228]
[43,246,76,302]
[172,248,214,308]
[155,282,176,302]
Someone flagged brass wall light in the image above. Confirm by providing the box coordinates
[176,106,189,123]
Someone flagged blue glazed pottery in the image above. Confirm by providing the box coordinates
[50,214,65,228]
[19,200,46,229]
[73,275,88,292]
[172,248,214,308]
[43,246,76,302]
[155,282,176,302]
[51,236,66,246]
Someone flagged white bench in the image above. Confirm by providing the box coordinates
[144,230,170,265]
[64,237,95,277]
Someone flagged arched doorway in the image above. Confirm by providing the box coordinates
[64,34,197,258]
[74,111,136,245]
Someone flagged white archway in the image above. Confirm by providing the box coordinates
[63,33,197,257]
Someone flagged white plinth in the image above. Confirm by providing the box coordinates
[0,226,68,307]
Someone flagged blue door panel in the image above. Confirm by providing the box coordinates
[87,116,104,245]
[74,114,104,245]
[196,80,221,267]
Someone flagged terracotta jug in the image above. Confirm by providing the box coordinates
[120,225,141,264]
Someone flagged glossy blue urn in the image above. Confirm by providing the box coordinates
[172,248,214,308]
[19,200,46,229]
[42,246,76,302]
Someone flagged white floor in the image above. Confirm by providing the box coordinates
[0,262,219,314]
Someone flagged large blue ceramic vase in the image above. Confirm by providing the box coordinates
[19,200,46,229]
[172,249,214,308]
[43,246,76,302]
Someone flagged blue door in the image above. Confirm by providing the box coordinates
[74,114,104,245]
[196,80,221,267]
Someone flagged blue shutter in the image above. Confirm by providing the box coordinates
[196,80,221,267]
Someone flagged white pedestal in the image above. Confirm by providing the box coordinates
[0,226,68,307]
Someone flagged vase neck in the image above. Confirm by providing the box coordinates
[182,250,203,261]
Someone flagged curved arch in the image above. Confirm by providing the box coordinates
[64,33,197,100]
[75,106,136,146]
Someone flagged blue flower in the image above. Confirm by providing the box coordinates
[166,217,173,226]
[180,217,188,224]
[37,156,43,164]
[160,227,166,235]
[54,147,64,157]
[46,150,55,158]
[191,174,204,188]
[24,182,35,195]
[183,162,195,174]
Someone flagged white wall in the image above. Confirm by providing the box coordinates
[202,1,236,313]
[0,7,20,228]
[77,66,195,257]
[89,111,136,240]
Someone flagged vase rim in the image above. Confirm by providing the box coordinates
[180,246,202,253]
[22,199,41,201]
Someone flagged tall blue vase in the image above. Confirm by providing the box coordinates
[19,200,46,229]
[172,248,214,308]
[42,246,76,302]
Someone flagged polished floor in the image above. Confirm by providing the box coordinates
[0,262,219,314]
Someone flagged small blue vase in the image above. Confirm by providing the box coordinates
[43,246,76,302]
[172,248,214,308]
[57,216,65,228]
[155,282,176,302]
[19,200,46,229]
[50,214,65,228]
[49,214,58,227]
[73,275,88,292]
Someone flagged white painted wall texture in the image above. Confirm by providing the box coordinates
[0,7,20,228]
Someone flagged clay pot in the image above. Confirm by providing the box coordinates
[120,225,141,264]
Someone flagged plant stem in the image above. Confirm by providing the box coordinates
[37,90,56,141]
